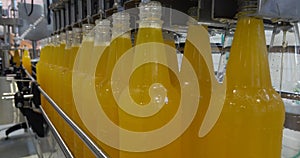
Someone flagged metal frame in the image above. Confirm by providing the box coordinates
[24,69,109,158]
[40,106,74,158]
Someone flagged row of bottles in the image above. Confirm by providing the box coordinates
[36,1,284,157]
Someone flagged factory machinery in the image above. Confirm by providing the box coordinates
[1,0,300,158]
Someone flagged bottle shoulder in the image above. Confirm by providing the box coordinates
[223,87,285,112]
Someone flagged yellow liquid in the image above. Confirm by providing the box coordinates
[57,43,66,108]
[43,44,55,123]
[55,43,70,148]
[118,27,181,157]
[199,17,285,157]
[164,39,179,87]
[95,35,132,158]
[94,45,110,86]
[64,45,94,158]
[72,43,111,158]
[61,47,76,156]
[42,45,51,118]
[65,46,82,157]
[37,45,47,116]
[50,45,61,130]
[179,24,212,157]
[72,39,96,158]
[13,50,21,67]
[22,49,32,74]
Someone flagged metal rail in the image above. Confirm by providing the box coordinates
[23,69,109,158]
[2,94,33,100]
[23,66,300,158]
[278,91,300,101]
[40,106,74,158]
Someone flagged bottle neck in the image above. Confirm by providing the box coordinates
[95,20,111,46]
[226,16,272,89]
[72,34,82,47]
[112,28,131,40]
[139,19,162,29]
[65,31,72,49]
[72,28,82,47]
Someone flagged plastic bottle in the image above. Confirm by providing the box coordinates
[61,30,76,155]
[94,19,111,86]
[41,37,52,118]
[67,27,86,158]
[36,38,48,134]
[95,12,133,158]
[163,31,179,86]
[72,23,96,158]
[13,49,21,68]
[120,1,181,157]
[57,32,67,108]
[181,21,212,157]
[200,12,285,157]
[51,33,65,133]
[22,46,32,75]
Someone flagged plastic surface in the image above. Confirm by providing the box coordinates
[201,16,285,157]
[22,48,32,75]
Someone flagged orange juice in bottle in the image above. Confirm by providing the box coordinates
[13,49,21,68]
[66,27,85,158]
[91,18,113,154]
[52,33,66,133]
[95,12,133,158]
[182,19,212,158]
[52,34,60,103]
[57,32,67,108]
[72,19,112,158]
[36,38,47,113]
[54,32,69,144]
[94,19,111,87]
[43,36,56,122]
[61,30,76,155]
[72,23,96,158]
[163,31,179,86]
[22,46,32,75]
[119,2,181,157]
[41,37,52,116]
[199,11,285,158]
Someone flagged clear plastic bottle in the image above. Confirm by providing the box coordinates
[182,19,212,158]
[22,46,32,75]
[41,37,53,118]
[200,12,285,157]
[67,27,85,158]
[163,31,179,86]
[73,24,95,76]
[92,19,115,156]
[49,34,63,139]
[54,32,69,148]
[13,49,21,68]
[72,23,96,158]
[94,19,111,86]
[96,12,132,158]
[56,32,66,108]
[61,30,76,155]
[120,1,181,157]
[36,39,46,111]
